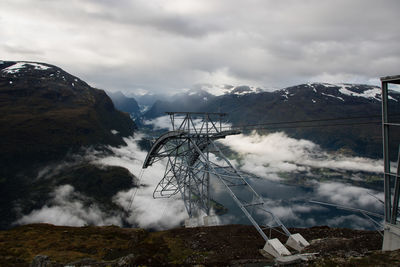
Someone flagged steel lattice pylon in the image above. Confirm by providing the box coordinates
[143,112,310,259]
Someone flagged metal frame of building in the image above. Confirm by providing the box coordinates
[143,112,310,259]
[381,75,400,250]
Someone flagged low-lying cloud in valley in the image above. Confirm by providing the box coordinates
[218,131,383,178]
[16,134,188,230]
[16,184,122,227]
[92,135,188,229]
[316,182,384,211]
[16,131,384,230]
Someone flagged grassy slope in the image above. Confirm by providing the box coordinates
[0,223,395,266]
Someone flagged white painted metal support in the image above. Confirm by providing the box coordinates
[203,215,219,226]
[185,217,203,228]
[185,215,220,227]
[383,223,400,251]
[286,233,310,252]
[263,239,291,258]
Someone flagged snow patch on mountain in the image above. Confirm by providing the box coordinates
[321,92,344,101]
[193,84,266,96]
[277,83,400,103]
[338,85,381,101]
[281,89,289,99]
[306,83,318,93]
[1,62,51,74]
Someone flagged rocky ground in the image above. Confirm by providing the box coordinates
[0,223,398,266]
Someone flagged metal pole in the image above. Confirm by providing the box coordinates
[206,114,210,215]
[382,81,391,222]
[391,145,400,224]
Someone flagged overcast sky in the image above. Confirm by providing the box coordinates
[1,0,399,94]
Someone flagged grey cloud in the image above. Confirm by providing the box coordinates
[2,44,43,56]
[1,0,399,93]
[74,0,223,38]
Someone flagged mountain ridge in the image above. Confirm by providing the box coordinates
[105,90,141,117]
[0,60,137,229]
[142,82,400,158]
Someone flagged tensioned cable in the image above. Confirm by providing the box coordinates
[235,120,381,131]
[220,114,391,131]
[127,168,145,211]
[150,113,400,134]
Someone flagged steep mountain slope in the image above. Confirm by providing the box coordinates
[0,61,135,174]
[144,83,400,157]
[106,90,141,117]
[130,92,170,113]
[0,61,137,229]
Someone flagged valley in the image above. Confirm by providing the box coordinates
[2,1,399,265]
[0,60,396,265]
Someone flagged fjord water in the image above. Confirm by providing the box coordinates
[210,176,382,230]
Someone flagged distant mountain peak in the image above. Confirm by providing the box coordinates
[1,61,52,74]
[185,88,210,97]
[277,83,391,102]
[190,84,265,96]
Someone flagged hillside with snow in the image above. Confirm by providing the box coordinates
[142,82,400,158]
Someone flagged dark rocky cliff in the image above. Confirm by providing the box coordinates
[0,61,135,175]
[0,61,136,229]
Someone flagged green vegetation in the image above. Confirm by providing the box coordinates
[0,224,141,266]
[1,223,392,266]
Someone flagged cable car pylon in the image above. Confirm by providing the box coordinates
[142,112,311,259]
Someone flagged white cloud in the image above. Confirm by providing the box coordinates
[16,130,386,230]
[316,182,384,211]
[256,198,327,227]
[326,214,378,230]
[219,131,383,180]
[16,185,122,227]
[16,134,189,229]
[91,134,189,230]
[143,116,173,130]
[113,188,187,229]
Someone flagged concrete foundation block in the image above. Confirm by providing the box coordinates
[203,215,219,226]
[383,223,400,251]
[184,217,203,228]
[286,233,310,252]
[263,238,291,258]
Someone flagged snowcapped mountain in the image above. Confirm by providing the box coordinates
[145,82,398,118]
[143,82,400,158]
[190,83,266,96]
[278,83,398,103]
